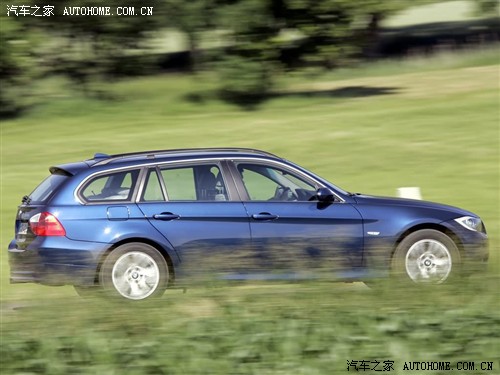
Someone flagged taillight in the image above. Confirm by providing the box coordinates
[29,212,66,236]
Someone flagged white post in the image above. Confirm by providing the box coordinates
[397,187,422,200]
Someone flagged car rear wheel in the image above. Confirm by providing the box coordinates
[392,229,460,285]
[100,243,168,300]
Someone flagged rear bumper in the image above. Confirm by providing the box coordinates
[9,237,107,286]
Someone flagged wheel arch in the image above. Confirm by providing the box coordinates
[95,238,176,285]
[392,223,464,260]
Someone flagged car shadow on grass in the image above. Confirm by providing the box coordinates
[185,85,400,110]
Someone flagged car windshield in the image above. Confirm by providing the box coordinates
[28,173,68,204]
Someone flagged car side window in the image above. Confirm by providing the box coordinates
[236,163,316,201]
[142,169,165,202]
[159,164,228,201]
[81,170,139,202]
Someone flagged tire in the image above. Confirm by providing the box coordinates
[391,229,460,285]
[100,242,169,300]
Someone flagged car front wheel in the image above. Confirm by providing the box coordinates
[392,229,460,285]
[100,243,169,300]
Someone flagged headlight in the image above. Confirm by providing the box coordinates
[454,216,483,232]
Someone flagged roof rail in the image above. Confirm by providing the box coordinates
[92,148,279,165]
[93,153,110,159]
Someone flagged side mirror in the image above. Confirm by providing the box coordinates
[316,187,335,202]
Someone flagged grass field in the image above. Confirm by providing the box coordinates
[1,48,499,373]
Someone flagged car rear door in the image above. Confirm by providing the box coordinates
[136,161,252,278]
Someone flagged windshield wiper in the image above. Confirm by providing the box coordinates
[22,195,31,204]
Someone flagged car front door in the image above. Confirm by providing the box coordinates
[229,160,364,279]
[136,161,252,279]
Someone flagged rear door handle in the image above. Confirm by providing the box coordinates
[153,212,180,221]
[251,212,279,221]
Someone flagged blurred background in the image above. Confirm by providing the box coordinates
[1,0,499,373]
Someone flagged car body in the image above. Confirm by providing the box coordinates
[9,148,488,300]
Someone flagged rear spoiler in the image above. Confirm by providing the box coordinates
[49,161,90,176]
[49,167,72,176]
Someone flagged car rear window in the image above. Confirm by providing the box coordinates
[80,169,140,202]
[29,173,69,204]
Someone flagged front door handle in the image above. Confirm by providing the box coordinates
[251,212,279,221]
[153,212,180,221]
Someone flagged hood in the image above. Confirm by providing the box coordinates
[352,194,476,218]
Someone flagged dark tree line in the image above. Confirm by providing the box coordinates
[1,0,498,116]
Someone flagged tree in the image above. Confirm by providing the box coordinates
[212,0,425,104]
[15,0,165,96]
[0,16,37,117]
[161,0,217,70]
[475,0,499,15]
[214,0,283,105]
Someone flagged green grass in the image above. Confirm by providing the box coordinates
[1,49,499,373]
[1,281,499,374]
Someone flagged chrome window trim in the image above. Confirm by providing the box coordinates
[74,156,345,204]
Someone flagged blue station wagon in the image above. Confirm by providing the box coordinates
[9,148,488,300]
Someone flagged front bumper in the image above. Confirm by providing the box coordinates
[460,241,489,274]
[442,219,489,273]
[9,237,106,286]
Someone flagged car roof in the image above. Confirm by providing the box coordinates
[51,148,284,176]
[90,148,281,166]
